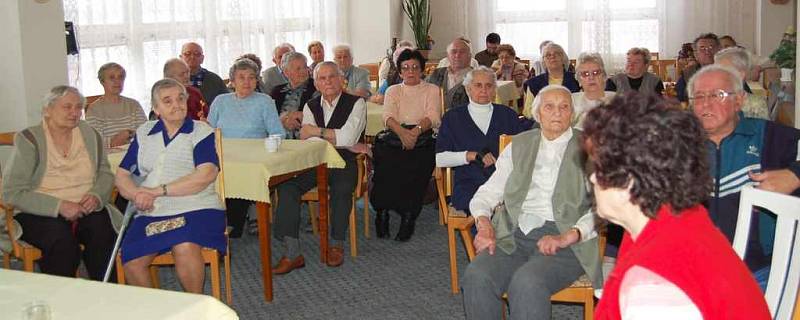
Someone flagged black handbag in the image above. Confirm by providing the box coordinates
[375,124,435,149]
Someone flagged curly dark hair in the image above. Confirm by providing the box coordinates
[396,49,427,73]
[582,92,712,218]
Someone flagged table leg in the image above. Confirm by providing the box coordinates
[317,164,329,264]
[256,201,273,302]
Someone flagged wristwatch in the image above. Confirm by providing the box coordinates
[320,127,326,138]
[161,184,168,196]
[415,125,423,133]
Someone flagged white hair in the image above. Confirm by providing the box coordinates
[531,84,573,123]
[462,66,497,88]
[43,85,84,111]
[714,47,751,75]
[687,64,744,101]
[312,61,345,80]
[272,42,295,58]
[333,44,352,56]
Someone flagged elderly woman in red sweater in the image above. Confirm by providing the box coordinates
[583,92,769,320]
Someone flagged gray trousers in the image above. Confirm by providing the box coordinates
[273,157,357,242]
[462,222,585,320]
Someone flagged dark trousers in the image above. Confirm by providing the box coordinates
[274,157,358,241]
[15,209,117,281]
[225,199,252,238]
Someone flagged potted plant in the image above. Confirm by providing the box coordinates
[769,26,796,81]
[402,0,433,56]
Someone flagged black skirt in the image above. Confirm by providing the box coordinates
[370,142,435,213]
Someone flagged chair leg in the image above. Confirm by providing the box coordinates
[349,200,357,257]
[584,291,595,320]
[224,248,232,304]
[149,266,160,288]
[459,228,476,261]
[448,224,460,294]
[210,252,222,300]
[434,169,447,225]
[23,256,35,272]
[115,254,126,284]
[363,190,370,239]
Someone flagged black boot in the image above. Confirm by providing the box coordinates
[375,210,390,239]
[395,210,418,242]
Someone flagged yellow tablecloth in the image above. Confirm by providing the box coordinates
[494,80,521,104]
[107,139,345,204]
[748,81,767,97]
[0,268,238,320]
[366,102,385,136]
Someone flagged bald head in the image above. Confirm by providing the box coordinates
[164,58,191,86]
[180,42,204,73]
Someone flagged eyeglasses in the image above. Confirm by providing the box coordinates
[579,70,603,78]
[544,53,560,59]
[400,64,421,71]
[182,51,203,57]
[688,89,737,103]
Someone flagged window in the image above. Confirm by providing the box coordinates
[495,0,660,70]
[64,0,342,113]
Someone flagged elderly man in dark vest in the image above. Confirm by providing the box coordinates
[461,84,601,320]
[272,61,366,273]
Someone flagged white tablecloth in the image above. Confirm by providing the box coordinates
[0,269,238,320]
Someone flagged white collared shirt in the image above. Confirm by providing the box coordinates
[301,93,366,147]
[469,128,596,241]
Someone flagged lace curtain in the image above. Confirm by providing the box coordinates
[467,0,755,73]
[63,0,347,113]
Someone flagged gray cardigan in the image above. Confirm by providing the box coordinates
[1,121,122,253]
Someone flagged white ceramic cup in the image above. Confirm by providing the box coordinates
[265,136,279,152]
[22,301,51,320]
[269,134,283,146]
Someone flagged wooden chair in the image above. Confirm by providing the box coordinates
[302,153,368,257]
[448,134,605,320]
[115,128,233,304]
[1,131,44,272]
[85,95,102,109]
[733,185,800,319]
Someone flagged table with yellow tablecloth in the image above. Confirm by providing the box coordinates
[0,268,238,320]
[366,102,385,136]
[107,138,344,302]
[494,80,521,104]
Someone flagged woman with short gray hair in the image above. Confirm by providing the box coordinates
[572,52,615,129]
[208,58,285,237]
[3,85,120,281]
[522,43,580,118]
[115,78,226,294]
[86,62,147,148]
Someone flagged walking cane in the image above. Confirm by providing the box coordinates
[103,202,136,282]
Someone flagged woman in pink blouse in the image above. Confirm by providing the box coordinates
[371,49,441,241]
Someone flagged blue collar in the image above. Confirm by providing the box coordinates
[731,112,757,137]
[148,119,194,145]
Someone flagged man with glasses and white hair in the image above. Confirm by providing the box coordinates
[689,64,800,290]
[180,42,229,104]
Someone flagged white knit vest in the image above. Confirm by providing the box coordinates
[135,120,223,217]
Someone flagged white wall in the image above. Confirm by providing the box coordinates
[348,0,392,64]
[0,0,68,165]
[757,0,797,57]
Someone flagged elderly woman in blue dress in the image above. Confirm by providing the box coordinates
[208,58,285,237]
[115,78,225,294]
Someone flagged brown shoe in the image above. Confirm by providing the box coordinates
[273,255,305,275]
[326,246,344,267]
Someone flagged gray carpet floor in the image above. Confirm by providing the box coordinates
[11,201,585,319]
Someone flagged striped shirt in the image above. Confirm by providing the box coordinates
[85,96,147,148]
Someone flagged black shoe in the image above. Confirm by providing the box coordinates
[394,211,417,242]
[375,210,390,239]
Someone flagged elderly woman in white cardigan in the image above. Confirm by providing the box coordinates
[115,78,224,294]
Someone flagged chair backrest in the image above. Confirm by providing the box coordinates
[439,87,445,115]
[0,132,15,146]
[499,134,512,152]
[733,185,800,318]
[84,95,102,110]
[214,128,226,205]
